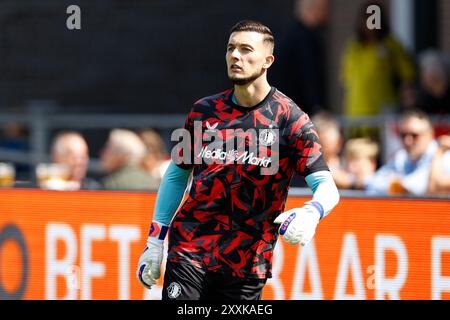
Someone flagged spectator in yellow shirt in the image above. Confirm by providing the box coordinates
[341,1,415,118]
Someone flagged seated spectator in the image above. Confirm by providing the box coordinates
[100,129,159,191]
[51,131,100,190]
[367,110,450,196]
[342,138,379,190]
[416,50,450,115]
[428,135,450,195]
[311,111,349,188]
[139,129,170,184]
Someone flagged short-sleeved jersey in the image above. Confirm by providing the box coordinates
[169,87,328,279]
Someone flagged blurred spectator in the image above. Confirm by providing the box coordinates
[428,135,450,195]
[0,162,15,187]
[100,129,159,191]
[0,122,30,180]
[272,0,329,116]
[0,122,28,150]
[415,50,450,115]
[342,138,379,190]
[312,112,379,190]
[51,131,100,190]
[311,111,349,187]
[341,1,415,118]
[367,110,450,196]
[139,129,170,184]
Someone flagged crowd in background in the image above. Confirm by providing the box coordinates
[0,127,170,192]
[273,0,450,197]
[0,0,449,197]
[312,110,450,196]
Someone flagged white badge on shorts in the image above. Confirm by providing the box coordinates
[167,282,182,299]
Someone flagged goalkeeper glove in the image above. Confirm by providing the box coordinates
[136,221,168,289]
[274,201,323,246]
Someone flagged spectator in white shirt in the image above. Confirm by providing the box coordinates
[367,110,450,196]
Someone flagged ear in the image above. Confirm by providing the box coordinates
[263,54,275,70]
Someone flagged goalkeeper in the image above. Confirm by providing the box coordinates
[137,20,340,300]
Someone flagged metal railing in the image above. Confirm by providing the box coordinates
[0,101,449,178]
[0,102,186,175]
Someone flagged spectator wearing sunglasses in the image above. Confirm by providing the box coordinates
[367,110,450,196]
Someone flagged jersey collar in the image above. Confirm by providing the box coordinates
[228,87,276,113]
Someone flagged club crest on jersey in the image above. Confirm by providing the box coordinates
[259,128,277,146]
[167,282,182,299]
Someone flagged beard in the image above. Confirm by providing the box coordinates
[228,68,264,86]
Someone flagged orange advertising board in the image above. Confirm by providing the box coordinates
[0,189,449,300]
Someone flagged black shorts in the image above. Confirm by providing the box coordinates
[162,261,267,300]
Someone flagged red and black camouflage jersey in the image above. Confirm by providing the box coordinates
[169,86,328,279]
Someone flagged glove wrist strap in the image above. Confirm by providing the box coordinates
[305,201,324,219]
[148,220,169,241]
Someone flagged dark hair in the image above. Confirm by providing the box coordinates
[229,20,275,51]
[356,1,390,43]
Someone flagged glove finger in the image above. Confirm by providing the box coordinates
[285,233,301,245]
[285,225,305,245]
[286,235,301,245]
[273,211,293,224]
[137,264,153,289]
[143,273,157,286]
[277,212,297,236]
[150,262,161,280]
[300,224,317,246]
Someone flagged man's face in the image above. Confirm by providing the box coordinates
[399,117,434,161]
[296,0,329,27]
[318,128,342,158]
[421,68,447,98]
[54,136,89,182]
[100,140,127,173]
[226,31,273,85]
[346,156,376,180]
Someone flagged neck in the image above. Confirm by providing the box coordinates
[233,78,272,107]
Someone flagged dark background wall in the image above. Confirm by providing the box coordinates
[0,0,294,114]
[0,0,447,116]
[440,0,450,54]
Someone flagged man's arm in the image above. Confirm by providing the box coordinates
[274,108,339,246]
[304,170,340,218]
[137,161,192,289]
[428,136,450,194]
[152,161,192,225]
[274,170,339,246]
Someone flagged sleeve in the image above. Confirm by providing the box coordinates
[171,106,200,170]
[305,170,340,219]
[152,160,192,225]
[284,106,329,176]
